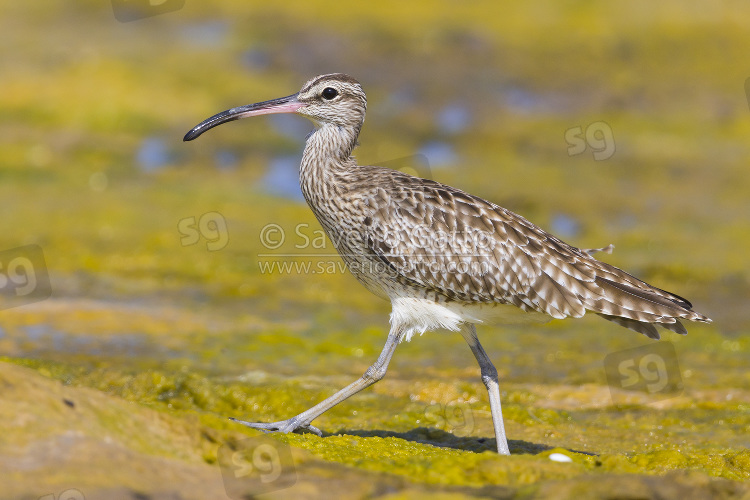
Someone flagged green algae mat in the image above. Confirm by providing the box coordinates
[1,1,749,499]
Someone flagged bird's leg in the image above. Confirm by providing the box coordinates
[233,325,405,436]
[460,324,511,455]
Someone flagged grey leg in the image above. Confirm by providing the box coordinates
[460,324,510,455]
[233,325,405,435]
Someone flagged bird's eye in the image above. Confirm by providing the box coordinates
[322,87,338,100]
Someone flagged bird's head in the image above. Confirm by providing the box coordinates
[183,73,366,142]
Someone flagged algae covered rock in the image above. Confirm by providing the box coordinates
[0,361,226,499]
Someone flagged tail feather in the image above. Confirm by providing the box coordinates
[584,265,710,338]
[660,319,688,335]
[598,314,661,339]
[592,261,695,310]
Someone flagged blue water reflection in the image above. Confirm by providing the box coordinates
[418,141,458,168]
[260,155,304,202]
[137,137,171,172]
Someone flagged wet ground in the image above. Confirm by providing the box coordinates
[1,1,749,499]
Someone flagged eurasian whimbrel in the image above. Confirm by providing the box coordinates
[184,73,711,455]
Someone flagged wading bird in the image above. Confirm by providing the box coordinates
[184,73,711,455]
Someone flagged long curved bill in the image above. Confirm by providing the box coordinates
[183,93,305,141]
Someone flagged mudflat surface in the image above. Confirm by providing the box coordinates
[1,1,748,498]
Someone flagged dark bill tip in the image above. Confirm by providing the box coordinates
[183,93,304,142]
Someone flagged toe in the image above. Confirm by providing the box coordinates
[303,424,323,437]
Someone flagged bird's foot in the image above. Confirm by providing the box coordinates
[230,417,323,437]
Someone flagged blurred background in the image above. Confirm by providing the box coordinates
[1,1,748,499]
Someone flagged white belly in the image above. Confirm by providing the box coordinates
[390,295,550,342]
